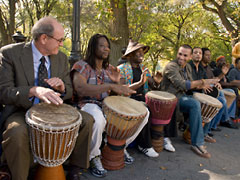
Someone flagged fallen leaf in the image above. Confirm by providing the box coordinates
[160,166,167,170]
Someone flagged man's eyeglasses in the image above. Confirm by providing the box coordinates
[46,34,65,43]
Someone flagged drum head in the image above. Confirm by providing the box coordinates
[222,89,236,97]
[146,91,176,100]
[28,103,80,127]
[193,93,222,108]
[103,96,147,117]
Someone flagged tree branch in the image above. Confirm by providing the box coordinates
[201,0,218,14]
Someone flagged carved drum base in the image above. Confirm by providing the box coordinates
[101,136,125,170]
[34,165,65,180]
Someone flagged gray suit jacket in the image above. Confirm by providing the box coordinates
[0,42,73,129]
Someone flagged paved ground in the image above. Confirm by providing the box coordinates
[79,124,240,180]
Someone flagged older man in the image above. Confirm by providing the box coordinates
[0,17,93,180]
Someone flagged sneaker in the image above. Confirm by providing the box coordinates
[124,149,134,165]
[90,156,107,178]
[164,138,175,152]
[138,146,159,157]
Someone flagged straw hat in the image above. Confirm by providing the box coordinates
[122,39,150,58]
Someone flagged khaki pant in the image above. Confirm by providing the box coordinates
[2,110,93,180]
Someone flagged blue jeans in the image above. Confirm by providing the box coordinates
[179,96,204,146]
[206,89,236,133]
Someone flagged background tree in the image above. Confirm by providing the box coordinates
[0,0,238,66]
[200,0,240,46]
[0,0,17,46]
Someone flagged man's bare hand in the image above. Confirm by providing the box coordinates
[214,82,222,90]
[44,77,65,93]
[221,64,230,75]
[110,84,136,96]
[29,87,63,105]
[106,66,121,83]
[140,69,149,85]
[153,71,162,84]
[203,85,213,93]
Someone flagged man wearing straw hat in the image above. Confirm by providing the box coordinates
[118,40,164,155]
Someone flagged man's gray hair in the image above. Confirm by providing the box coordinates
[31,17,56,41]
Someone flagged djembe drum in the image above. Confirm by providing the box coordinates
[101,96,147,170]
[145,91,178,153]
[193,93,222,123]
[184,93,222,144]
[25,103,82,180]
[222,89,236,108]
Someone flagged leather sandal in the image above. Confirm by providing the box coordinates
[191,145,211,159]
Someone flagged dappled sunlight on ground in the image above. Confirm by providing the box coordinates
[200,169,240,180]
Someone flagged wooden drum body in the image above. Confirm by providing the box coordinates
[222,89,236,108]
[145,91,178,125]
[145,91,178,153]
[102,96,147,170]
[193,93,222,123]
[26,103,82,180]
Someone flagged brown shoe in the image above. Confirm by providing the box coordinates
[204,135,216,143]
[191,145,211,158]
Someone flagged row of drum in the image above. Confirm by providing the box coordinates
[25,90,236,179]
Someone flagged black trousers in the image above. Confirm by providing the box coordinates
[164,109,178,138]
[131,95,152,148]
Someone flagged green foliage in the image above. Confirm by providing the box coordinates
[1,0,238,68]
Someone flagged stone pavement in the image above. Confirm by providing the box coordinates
[79,125,240,180]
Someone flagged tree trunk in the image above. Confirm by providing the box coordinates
[9,0,16,43]
[109,0,129,66]
[0,9,9,46]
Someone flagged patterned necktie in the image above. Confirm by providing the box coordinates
[38,56,48,87]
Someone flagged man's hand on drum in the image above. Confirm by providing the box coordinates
[110,84,136,96]
[214,82,222,90]
[29,87,63,105]
[106,66,121,84]
[203,85,213,94]
[44,77,65,93]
